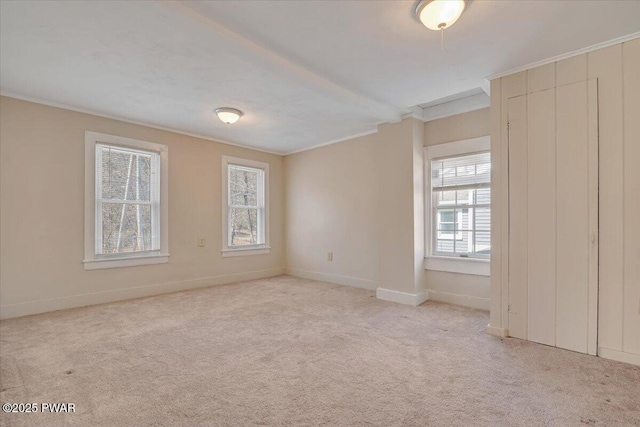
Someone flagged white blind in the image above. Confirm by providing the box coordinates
[431,151,491,191]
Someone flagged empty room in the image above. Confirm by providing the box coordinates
[1,1,639,425]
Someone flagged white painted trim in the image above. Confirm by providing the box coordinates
[421,93,490,123]
[83,254,169,270]
[480,80,491,96]
[425,136,490,159]
[0,93,386,158]
[1,92,284,156]
[376,287,429,306]
[285,267,378,290]
[424,136,491,264]
[425,256,490,276]
[222,247,271,257]
[0,268,285,320]
[598,347,640,367]
[221,156,270,255]
[486,324,508,337]
[426,289,490,311]
[284,128,379,156]
[402,106,427,122]
[486,32,640,80]
[84,131,169,270]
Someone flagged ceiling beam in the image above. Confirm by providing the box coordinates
[480,80,490,96]
[415,92,490,123]
[161,1,404,123]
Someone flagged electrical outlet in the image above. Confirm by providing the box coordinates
[327,251,333,261]
[198,237,205,247]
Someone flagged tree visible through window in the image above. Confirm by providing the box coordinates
[227,164,265,247]
[96,144,161,255]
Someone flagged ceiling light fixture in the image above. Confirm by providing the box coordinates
[415,0,465,49]
[215,107,243,125]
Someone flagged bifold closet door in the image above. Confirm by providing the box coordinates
[555,80,598,354]
[507,94,528,341]
[507,80,598,355]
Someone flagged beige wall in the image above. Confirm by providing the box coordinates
[424,108,489,147]
[375,118,424,295]
[489,38,640,364]
[284,132,379,289]
[0,96,285,318]
[285,110,489,308]
[285,118,426,296]
[424,108,490,308]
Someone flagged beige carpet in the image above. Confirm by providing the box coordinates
[1,275,639,426]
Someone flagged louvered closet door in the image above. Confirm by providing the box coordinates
[507,80,598,355]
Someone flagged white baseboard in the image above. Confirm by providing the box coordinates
[486,324,508,337]
[0,267,285,320]
[285,267,378,290]
[376,287,429,306]
[598,347,640,366]
[426,289,490,311]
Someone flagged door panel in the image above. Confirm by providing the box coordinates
[556,81,590,353]
[507,95,528,340]
[507,80,598,355]
[527,88,557,347]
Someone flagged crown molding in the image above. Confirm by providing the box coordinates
[0,92,285,156]
[486,32,640,81]
[284,128,379,156]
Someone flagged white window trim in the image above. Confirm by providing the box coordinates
[84,131,169,270]
[221,156,270,257]
[424,136,490,277]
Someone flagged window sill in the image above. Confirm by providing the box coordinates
[424,256,489,276]
[222,247,271,257]
[83,253,169,270]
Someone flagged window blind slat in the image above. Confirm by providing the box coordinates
[431,151,490,190]
[432,182,491,192]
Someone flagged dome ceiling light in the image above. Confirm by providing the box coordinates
[215,107,243,125]
[415,0,466,49]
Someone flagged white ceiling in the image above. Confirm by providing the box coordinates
[1,1,639,154]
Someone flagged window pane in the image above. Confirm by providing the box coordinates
[474,231,491,255]
[100,147,153,201]
[101,203,152,254]
[441,211,455,223]
[230,207,259,246]
[436,190,456,206]
[430,150,490,258]
[475,188,491,205]
[431,152,490,189]
[455,231,473,254]
[229,166,258,206]
[436,239,454,253]
[459,208,472,231]
[456,189,472,205]
[475,207,491,231]
[437,209,455,237]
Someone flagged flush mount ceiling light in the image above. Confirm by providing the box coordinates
[415,0,465,31]
[215,107,243,125]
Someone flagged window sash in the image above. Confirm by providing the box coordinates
[95,144,161,256]
[432,204,491,258]
[429,152,490,260]
[226,165,265,248]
